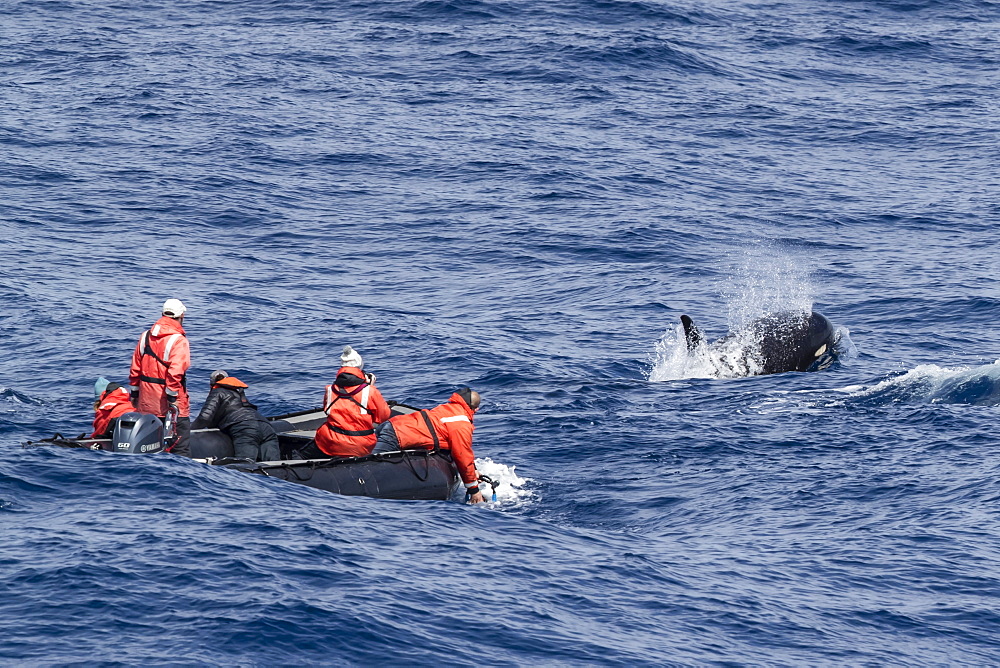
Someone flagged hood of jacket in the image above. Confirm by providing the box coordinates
[448,392,476,419]
[335,366,366,387]
[149,315,186,339]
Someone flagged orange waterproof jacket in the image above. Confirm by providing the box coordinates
[313,366,391,457]
[91,386,135,438]
[388,392,478,487]
[129,316,191,417]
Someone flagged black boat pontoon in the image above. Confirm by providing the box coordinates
[24,406,460,501]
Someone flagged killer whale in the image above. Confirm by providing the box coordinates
[680,310,837,377]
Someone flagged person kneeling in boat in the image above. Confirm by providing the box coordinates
[91,377,136,438]
[308,345,391,458]
[373,388,487,504]
[192,370,279,462]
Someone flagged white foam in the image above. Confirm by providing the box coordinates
[471,457,533,506]
[850,364,955,396]
[648,313,851,381]
[851,362,1000,395]
[648,323,706,381]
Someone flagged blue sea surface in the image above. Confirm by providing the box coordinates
[2,0,999,664]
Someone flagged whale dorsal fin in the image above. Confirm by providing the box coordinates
[680,315,704,351]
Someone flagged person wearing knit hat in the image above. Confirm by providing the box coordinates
[94,377,111,400]
[128,299,192,456]
[91,380,136,438]
[307,345,391,458]
[192,370,279,461]
[340,345,364,369]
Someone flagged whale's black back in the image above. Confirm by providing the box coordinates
[747,311,835,374]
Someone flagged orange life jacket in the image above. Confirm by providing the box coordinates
[91,386,135,437]
[388,392,478,486]
[313,366,391,457]
[128,316,190,417]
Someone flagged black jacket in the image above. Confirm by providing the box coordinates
[192,386,266,432]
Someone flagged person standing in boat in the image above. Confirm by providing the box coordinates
[192,370,279,462]
[373,388,486,504]
[128,298,192,456]
[309,345,391,458]
[91,377,135,438]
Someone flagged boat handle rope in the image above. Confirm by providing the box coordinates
[281,461,316,482]
[396,447,431,482]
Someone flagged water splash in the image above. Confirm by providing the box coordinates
[459,457,533,506]
[719,241,815,331]
[1,388,41,405]
[833,325,858,363]
[0,387,45,415]
[647,322,764,379]
[648,323,702,381]
[648,243,825,381]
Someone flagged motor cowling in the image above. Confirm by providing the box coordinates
[110,412,167,454]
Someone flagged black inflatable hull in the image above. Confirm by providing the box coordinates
[26,408,460,501]
[227,450,458,501]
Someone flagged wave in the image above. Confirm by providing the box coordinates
[843,361,1000,407]
[556,39,730,76]
[0,388,43,406]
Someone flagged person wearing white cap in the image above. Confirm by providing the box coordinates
[128,298,192,456]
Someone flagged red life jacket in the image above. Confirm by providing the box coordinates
[388,392,478,487]
[91,386,135,437]
[313,366,391,457]
[128,316,190,417]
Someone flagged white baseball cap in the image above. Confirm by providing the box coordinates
[162,298,187,317]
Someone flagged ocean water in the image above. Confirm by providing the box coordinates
[2,0,999,664]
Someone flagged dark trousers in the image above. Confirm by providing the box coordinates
[228,420,280,462]
[289,440,325,459]
[372,421,399,453]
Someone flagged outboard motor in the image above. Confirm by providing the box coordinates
[110,412,168,454]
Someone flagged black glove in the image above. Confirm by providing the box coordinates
[387,400,398,407]
[166,393,177,405]
[130,387,139,403]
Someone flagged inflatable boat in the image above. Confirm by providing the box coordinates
[23,406,460,501]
